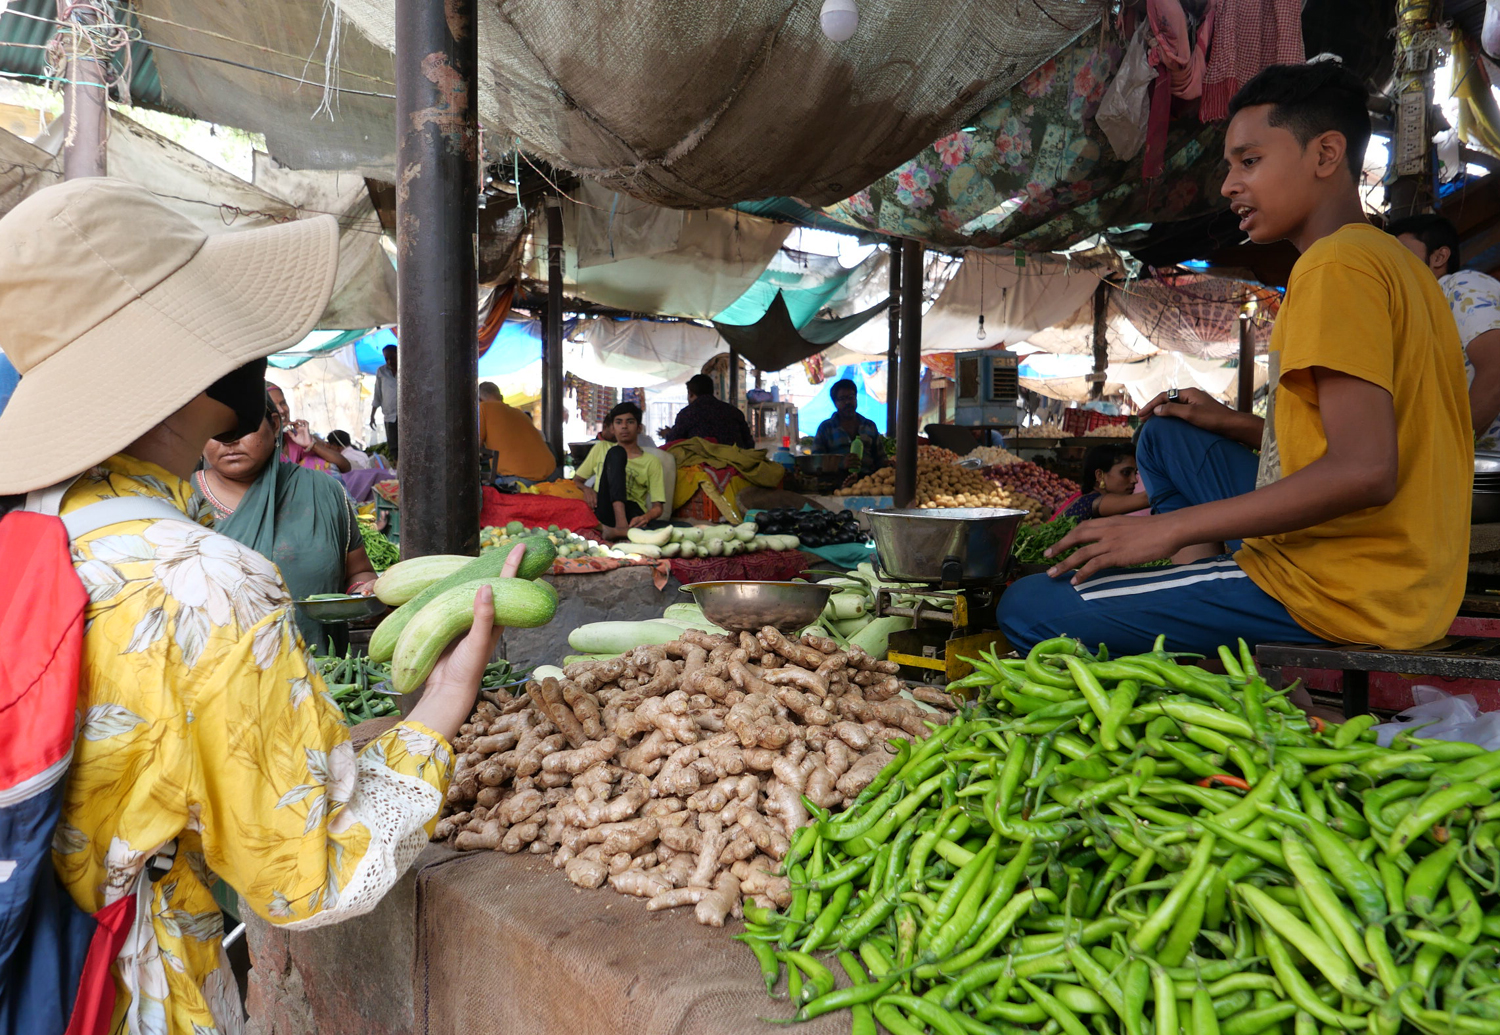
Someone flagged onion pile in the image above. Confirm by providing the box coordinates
[984,461,1079,510]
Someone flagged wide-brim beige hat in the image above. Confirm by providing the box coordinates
[0,177,339,495]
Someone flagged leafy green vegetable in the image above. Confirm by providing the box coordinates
[1012,518,1078,564]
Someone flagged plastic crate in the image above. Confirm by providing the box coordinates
[376,498,400,544]
[1062,409,1131,436]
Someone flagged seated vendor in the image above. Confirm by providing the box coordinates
[813,378,886,473]
[998,62,1471,658]
[661,373,755,448]
[479,380,557,484]
[1055,444,1149,521]
[575,401,668,540]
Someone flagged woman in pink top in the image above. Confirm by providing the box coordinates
[267,382,351,473]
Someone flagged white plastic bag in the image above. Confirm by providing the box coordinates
[1096,24,1156,162]
[1370,684,1500,748]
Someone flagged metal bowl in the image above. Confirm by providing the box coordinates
[864,507,1028,583]
[679,580,834,633]
[1478,452,1500,475]
[294,595,387,623]
[1476,491,1500,525]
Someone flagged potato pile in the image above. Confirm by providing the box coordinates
[436,629,951,926]
[836,460,1044,523]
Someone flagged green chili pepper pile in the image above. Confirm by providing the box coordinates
[316,645,528,723]
[738,636,1500,1035]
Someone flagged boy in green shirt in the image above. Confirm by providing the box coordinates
[575,402,667,539]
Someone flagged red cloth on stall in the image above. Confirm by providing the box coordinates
[479,486,598,533]
[1200,0,1304,122]
[670,549,817,586]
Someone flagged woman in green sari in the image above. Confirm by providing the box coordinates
[194,400,377,646]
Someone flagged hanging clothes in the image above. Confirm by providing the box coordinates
[1200,0,1304,121]
[1143,0,1215,176]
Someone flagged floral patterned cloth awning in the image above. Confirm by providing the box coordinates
[824,32,1229,253]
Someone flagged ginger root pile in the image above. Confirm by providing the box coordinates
[435,628,952,925]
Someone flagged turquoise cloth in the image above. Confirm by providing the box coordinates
[744,509,875,571]
[804,541,877,570]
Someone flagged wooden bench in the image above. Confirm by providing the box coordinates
[1257,612,1500,718]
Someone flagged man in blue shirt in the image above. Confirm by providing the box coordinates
[813,378,885,473]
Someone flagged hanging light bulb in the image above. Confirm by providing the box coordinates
[820,0,859,42]
[976,314,987,341]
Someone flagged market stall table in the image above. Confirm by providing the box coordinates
[244,843,848,1035]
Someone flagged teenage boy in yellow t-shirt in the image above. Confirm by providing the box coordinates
[999,60,1472,655]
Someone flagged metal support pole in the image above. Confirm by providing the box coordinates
[886,243,901,436]
[895,239,923,508]
[543,196,565,464]
[395,0,479,559]
[1090,282,1109,402]
[1388,0,1434,219]
[56,0,107,179]
[728,347,740,411]
[1237,310,1255,413]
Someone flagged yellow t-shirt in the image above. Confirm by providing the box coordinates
[1236,223,1473,649]
[576,440,666,512]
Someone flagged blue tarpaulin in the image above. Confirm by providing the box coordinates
[797,364,888,437]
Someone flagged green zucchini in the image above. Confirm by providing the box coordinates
[390,578,559,693]
[368,536,555,663]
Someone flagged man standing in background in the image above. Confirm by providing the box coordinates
[370,342,400,461]
[1390,214,1500,449]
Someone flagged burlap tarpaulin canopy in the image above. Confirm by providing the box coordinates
[338,0,1101,207]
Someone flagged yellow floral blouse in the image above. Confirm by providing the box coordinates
[55,455,455,1035]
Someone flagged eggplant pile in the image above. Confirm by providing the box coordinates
[756,507,868,548]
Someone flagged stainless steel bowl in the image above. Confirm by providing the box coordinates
[679,580,834,633]
[863,507,1028,584]
[1478,451,1500,475]
[294,595,387,623]
[1476,491,1500,525]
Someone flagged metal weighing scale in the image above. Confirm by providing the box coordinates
[863,507,1025,685]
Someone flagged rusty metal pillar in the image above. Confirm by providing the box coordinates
[1237,310,1256,412]
[894,239,923,508]
[395,0,479,558]
[886,243,901,436]
[1090,282,1109,401]
[542,195,565,464]
[56,0,108,179]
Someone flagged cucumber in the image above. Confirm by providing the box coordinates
[563,653,619,666]
[368,536,554,663]
[627,526,673,546]
[614,543,662,558]
[390,578,558,693]
[372,554,471,605]
[568,620,682,654]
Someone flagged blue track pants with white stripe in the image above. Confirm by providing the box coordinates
[997,417,1326,656]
